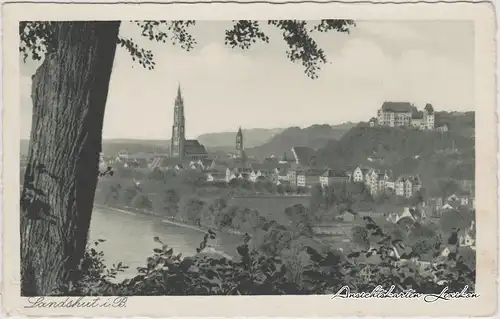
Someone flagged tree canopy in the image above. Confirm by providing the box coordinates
[20,20,355,79]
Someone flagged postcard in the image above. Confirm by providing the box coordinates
[2,0,498,317]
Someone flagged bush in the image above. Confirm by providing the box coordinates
[132,194,153,210]
[57,216,475,296]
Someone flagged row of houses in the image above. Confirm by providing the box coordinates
[352,166,422,198]
[208,163,351,188]
[104,151,424,198]
[101,150,353,189]
[425,192,476,214]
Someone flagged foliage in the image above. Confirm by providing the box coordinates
[308,184,323,215]
[62,213,475,296]
[351,225,369,250]
[301,216,475,294]
[21,19,355,79]
[132,194,153,210]
[434,179,462,199]
[55,239,128,296]
[434,111,475,138]
[102,182,121,205]
[19,22,56,62]
[315,125,475,184]
[177,197,206,225]
[312,182,374,222]
[121,185,141,206]
[162,188,180,217]
[148,168,165,180]
[439,207,475,235]
[284,204,313,237]
[200,197,228,229]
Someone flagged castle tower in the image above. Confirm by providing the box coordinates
[170,84,186,159]
[423,103,435,130]
[235,127,244,158]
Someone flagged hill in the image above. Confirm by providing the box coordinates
[245,123,356,159]
[20,139,169,156]
[197,128,285,150]
[100,139,169,155]
[434,111,475,138]
[316,113,475,190]
[21,128,285,156]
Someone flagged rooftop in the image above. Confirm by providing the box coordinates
[184,139,208,155]
[424,103,435,114]
[291,146,317,165]
[321,169,349,178]
[381,102,413,113]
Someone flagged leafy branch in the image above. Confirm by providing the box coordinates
[19,19,355,78]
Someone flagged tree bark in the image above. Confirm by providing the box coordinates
[20,21,121,296]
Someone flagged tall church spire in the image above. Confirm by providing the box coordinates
[170,84,185,159]
[176,83,183,103]
[235,126,244,159]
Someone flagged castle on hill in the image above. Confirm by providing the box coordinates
[369,102,437,131]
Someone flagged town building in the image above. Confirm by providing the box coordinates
[435,124,449,132]
[368,117,377,127]
[365,169,380,195]
[287,168,298,186]
[319,169,350,187]
[377,102,413,127]
[352,166,371,183]
[374,101,436,130]
[169,84,208,161]
[411,113,425,130]
[395,175,421,198]
[206,171,227,183]
[233,127,248,164]
[296,168,325,188]
[459,221,476,248]
[226,167,253,182]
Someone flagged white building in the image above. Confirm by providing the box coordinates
[377,102,413,127]
[395,175,421,198]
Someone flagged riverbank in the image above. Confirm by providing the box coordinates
[93,204,244,236]
[89,206,243,280]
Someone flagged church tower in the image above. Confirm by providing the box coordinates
[235,127,244,158]
[170,84,185,159]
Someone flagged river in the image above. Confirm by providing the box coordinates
[88,206,242,281]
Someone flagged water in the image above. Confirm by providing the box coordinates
[89,207,242,281]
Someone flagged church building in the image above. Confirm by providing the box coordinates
[233,127,247,163]
[170,85,208,161]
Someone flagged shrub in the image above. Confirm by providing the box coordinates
[57,213,475,296]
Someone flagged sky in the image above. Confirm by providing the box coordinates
[19,20,474,140]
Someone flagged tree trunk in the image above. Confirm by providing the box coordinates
[20,21,120,296]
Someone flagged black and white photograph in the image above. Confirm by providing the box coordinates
[2,1,498,317]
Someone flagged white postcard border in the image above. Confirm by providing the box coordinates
[2,1,497,317]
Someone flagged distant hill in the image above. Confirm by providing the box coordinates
[196,128,285,150]
[245,123,356,159]
[20,139,169,156]
[100,139,169,155]
[21,128,285,157]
